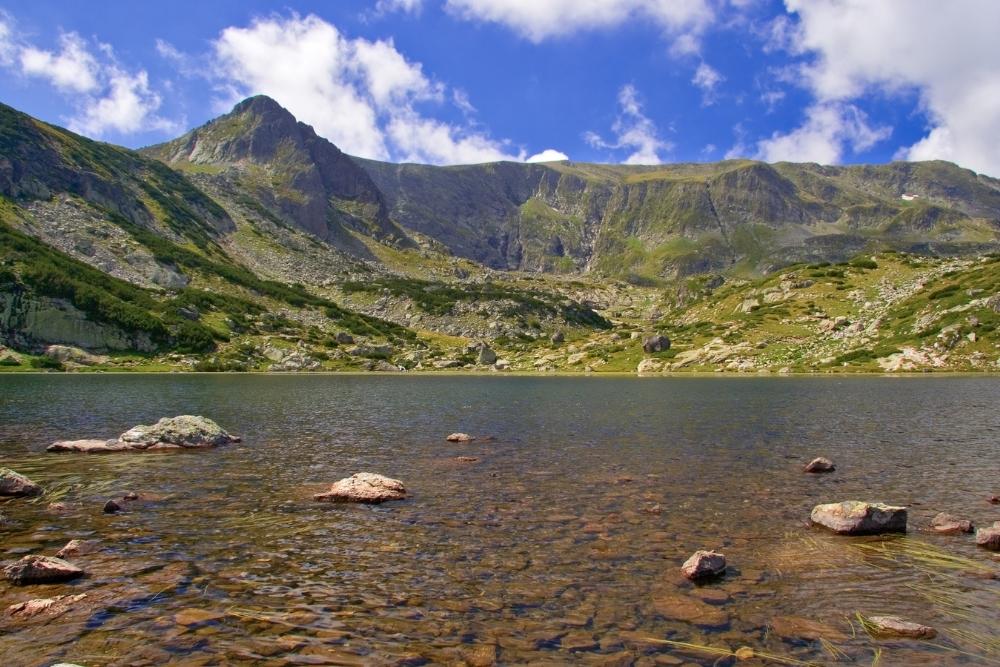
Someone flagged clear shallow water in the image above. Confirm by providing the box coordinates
[0,374,998,666]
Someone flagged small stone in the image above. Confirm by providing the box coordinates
[3,555,84,585]
[174,608,225,626]
[930,512,973,534]
[803,457,835,473]
[681,550,726,580]
[446,433,475,442]
[866,615,937,639]
[810,501,907,535]
[123,491,139,501]
[56,539,100,558]
[770,615,847,641]
[314,473,406,504]
[104,499,124,514]
[989,495,1000,505]
[0,468,43,497]
[734,647,755,661]
[975,522,1000,550]
[455,456,478,462]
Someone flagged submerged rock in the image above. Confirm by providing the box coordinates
[3,555,83,585]
[56,540,100,558]
[681,550,726,580]
[803,457,835,473]
[7,593,88,620]
[866,615,937,639]
[0,468,43,497]
[447,433,475,442]
[975,522,1000,550]
[49,416,239,453]
[314,473,406,504]
[652,593,729,628]
[770,615,847,641]
[930,512,974,534]
[810,501,907,535]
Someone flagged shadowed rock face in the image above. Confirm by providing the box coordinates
[3,556,83,585]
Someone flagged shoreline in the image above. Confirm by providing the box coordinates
[3,369,1000,378]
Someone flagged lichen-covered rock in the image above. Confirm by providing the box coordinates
[49,416,239,452]
[44,344,108,366]
[3,556,83,585]
[804,457,835,473]
[642,335,671,353]
[975,521,1000,550]
[0,468,43,497]
[930,512,973,534]
[866,615,936,639]
[314,473,406,504]
[810,501,907,535]
[681,550,726,580]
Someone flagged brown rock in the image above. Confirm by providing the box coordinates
[314,472,406,504]
[3,555,84,585]
[652,593,729,628]
[930,512,973,534]
[975,522,1000,550]
[681,550,726,580]
[6,593,87,619]
[810,501,907,535]
[56,539,100,558]
[174,607,225,626]
[770,615,847,641]
[866,615,936,639]
[455,456,479,462]
[803,457,835,473]
[0,468,42,497]
[446,433,475,442]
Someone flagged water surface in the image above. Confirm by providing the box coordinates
[1,375,999,665]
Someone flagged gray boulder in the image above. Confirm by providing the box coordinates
[810,501,907,535]
[49,416,239,453]
[642,335,671,353]
[0,468,42,497]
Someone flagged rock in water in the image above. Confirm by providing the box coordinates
[976,522,1000,550]
[866,615,937,639]
[56,540,100,558]
[642,335,671,353]
[314,473,406,504]
[930,512,974,534]
[0,468,43,497]
[49,416,239,452]
[803,457,835,473]
[681,550,727,580]
[3,556,83,585]
[810,501,907,535]
[447,433,475,442]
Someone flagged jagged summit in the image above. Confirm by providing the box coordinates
[143,96,403,244]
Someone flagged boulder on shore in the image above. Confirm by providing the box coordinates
[930,512,974,534]
[642,335,671,353]
[0,468,43,497]
[447,433,475,442]
[803,457,835,473]
[681,550,726,580]
[866,615,936,639]
[48,416,239,453]
[810,501,907,535]
[314,473,406,504]
[975,522,1000,550]
[3,555,83,585]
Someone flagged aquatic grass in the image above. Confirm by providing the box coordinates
[850,539,996,576]
[637,638,819,666]
[856,613,1000,665]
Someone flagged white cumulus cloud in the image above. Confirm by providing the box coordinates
[585,84,671,164]
[775,0,1000,175]
[0,15,176,137]
[444,0,713,49]
[751,102,890,164]
[692,61,724,105]
[210,13,521,164]
[526,148,569,163]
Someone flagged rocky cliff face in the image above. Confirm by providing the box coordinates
[143,96,407,249]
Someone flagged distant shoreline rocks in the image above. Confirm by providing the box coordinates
[48,416,239,453]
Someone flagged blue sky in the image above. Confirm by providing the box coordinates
[1,1,999,175]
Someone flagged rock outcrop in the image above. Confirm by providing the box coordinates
[0,468,42,497]
[810,501,907,535]
[48,416,239,452]
[314,472,406,504]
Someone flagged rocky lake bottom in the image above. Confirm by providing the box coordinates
[0,374,999,666]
